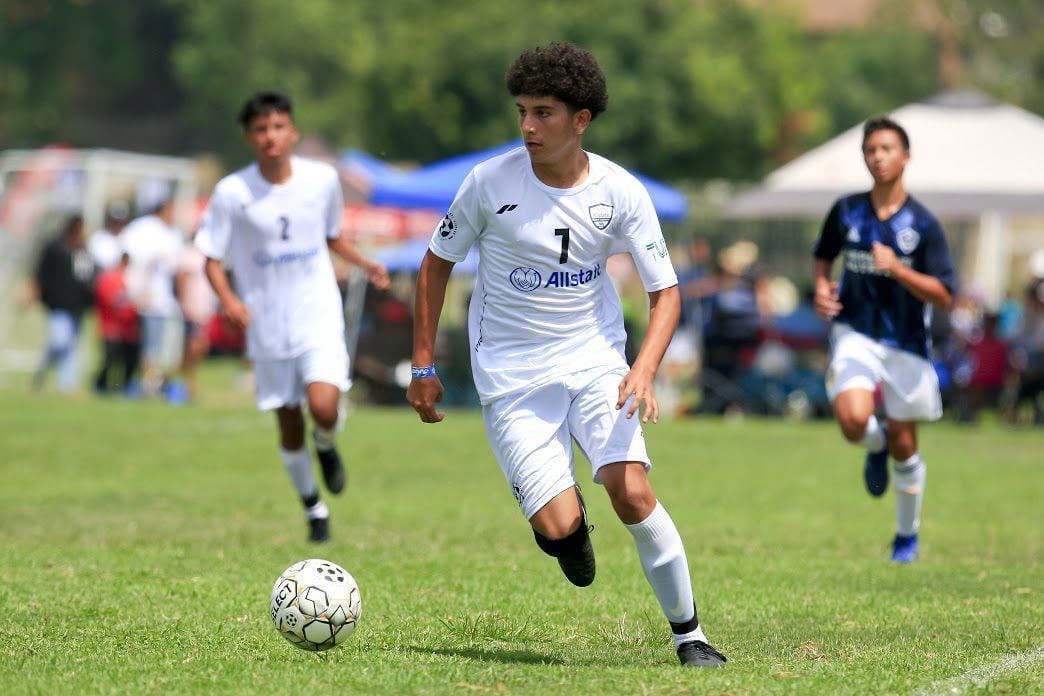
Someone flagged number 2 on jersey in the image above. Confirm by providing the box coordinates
[554,228,570,264]
[278,215,290,241]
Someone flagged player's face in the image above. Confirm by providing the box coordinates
[862,129,909,185]
[244,110,299,162]
[516,95,590,167]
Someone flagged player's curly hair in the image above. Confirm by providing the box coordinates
[505,42,608,119]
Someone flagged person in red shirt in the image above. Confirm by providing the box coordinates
[955,313,1008,423]
[93,251,141,394]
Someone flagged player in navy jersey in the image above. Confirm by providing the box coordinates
[812,116,956,563]
[407,43,726,668]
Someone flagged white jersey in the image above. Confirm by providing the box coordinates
[121,214,185,317]
[195,156,345,361]
[87,229,122,270]
[429,147,678,404]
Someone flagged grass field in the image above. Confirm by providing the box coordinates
[1,369,1041,695]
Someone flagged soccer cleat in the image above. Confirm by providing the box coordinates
[677,640,728,668]
[314,432,346,495]
[308,517,330,543]
[555,527,596,588]
[891,533,918,563]
[533,485,596,587]
[864,437,889,498]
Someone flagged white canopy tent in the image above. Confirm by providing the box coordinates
[725,91,1044,305]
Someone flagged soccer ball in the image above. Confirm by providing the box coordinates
[270,558,362,651]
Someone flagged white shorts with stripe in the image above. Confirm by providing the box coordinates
[482,365,651,520]
[826,323,942,422]
[253,344,350,412]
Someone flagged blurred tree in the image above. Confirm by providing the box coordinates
[2,0,1040,184]
[0,0,190,151]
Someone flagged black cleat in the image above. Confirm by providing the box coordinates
[308,517,330,543]
[556,528,596,587]
[677,640,727,668]
[534,485,596,587]
[864,446,889,497]
[314,432,346,495]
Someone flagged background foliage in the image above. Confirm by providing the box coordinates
[1,0,1041,181]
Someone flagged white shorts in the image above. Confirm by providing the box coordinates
[253,345,351,412]
[826,324,942,422]
[482,366,651,520]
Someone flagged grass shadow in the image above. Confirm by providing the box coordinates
[404,644,566,666]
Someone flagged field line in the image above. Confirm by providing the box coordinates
[914,647,1044,695]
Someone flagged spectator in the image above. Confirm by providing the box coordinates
[1008,279,1044,425]
[121,198,186,398]
[93,250,140,394]
[173,235,220,402]
[697,240,764,414]
[952,313,1008,423]
[86,201,131,271]
[21,215,96,393]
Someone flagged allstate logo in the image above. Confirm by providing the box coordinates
[509,267,541,292]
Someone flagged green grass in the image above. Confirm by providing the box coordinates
[0,370,1041,694]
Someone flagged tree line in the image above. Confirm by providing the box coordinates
[1,0,1040,182]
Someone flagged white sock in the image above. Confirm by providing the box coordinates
[861,414,886,453]
[313,401,345,451]
[279,447,318,498]
[893,453,926,536]
[624,501,697,627]
[672,624,710,649]
[313,426,337,452]
[305,499,330,521]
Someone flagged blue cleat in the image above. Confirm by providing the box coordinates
[891,533,918,563]
[864,441,889,497]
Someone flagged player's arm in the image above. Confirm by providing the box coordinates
[618,283,680,424]
[203,257,251,330]
[328,232,390,291]
[406,250,454,423]
[871,242,952,308]
[813,258,842,319]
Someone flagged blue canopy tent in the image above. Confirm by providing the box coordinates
[375,236,479,275]
[348,141,688,222]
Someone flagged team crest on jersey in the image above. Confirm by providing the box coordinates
[509,266,542,292]
[847,227,860,243]
[589,203,614,230]
[896,227,920,254]
[438,212,457,240]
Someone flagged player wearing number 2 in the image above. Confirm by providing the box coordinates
[407,43,726,668]
[196,91,390,543]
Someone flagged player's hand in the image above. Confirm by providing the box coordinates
[366,261,391,291]
[814,280,842,319]
[872,242,899,276]
[617,368,660,423]
[407,376,445,423]
[221,297,252,331]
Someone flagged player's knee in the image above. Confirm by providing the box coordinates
[309,402,338,429]
[606,488,656,525]
[533,521,588,558]
[836,411,869,441]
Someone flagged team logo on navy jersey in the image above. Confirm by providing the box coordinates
[509,267,542,292]
[438,212,457,239]
[896,227,920,254]
[847,227,860,243]
[589,203,614,230]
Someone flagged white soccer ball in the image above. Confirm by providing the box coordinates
[270,558,362,651]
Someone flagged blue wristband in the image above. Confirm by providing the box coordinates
[411,364,437,379]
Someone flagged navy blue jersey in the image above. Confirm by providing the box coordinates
[813,192,955,358]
